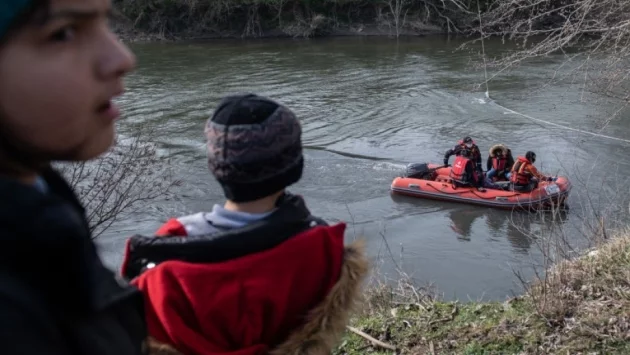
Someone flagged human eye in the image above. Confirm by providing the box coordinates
[48,25,76,42]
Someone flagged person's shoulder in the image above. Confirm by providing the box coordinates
[0,271,68,354]
[0,270,52,320]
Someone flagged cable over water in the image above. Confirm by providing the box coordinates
[488,99,630,144]
[475,5,630,145]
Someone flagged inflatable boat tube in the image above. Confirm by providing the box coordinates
[391,163,571,211]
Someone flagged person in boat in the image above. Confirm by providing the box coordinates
[510,151,557,192]
[444,136,482,173]
[0,1,147,354]
[120,93,369,355]
[486,144,515,182]
[449,147,485,191]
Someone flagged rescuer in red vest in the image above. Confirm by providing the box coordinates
[510,151,556,192]
[449,148,485,191]
[444,136,482,174]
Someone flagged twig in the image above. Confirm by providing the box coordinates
[392,301,428,312]
[428,303,458,326]
[346,326,397,351]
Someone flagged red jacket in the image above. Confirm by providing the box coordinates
[123,223,347,355]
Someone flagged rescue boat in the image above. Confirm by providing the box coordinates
[390,163,571,211]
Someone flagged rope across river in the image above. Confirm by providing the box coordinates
[474,3,630,145]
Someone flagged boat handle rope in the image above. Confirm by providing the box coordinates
[424,181,519,199]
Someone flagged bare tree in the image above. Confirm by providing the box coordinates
[267,0,289,28]
[56,126,180,238]
[385,0,410,38]
[476,0,630,125]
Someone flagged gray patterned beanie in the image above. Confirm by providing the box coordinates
[205,93,304,202]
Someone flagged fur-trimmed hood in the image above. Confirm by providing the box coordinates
[145,240,369,355]
[489,144,508,157]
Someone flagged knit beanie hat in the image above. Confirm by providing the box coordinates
[0,0,33,40]
[205,93,304,203]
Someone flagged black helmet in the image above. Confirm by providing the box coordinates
[526,151,536,163]
[463,136,473,144]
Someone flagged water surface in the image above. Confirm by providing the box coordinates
[98,36,630,301]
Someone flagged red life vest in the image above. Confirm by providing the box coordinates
[450,155,470,183]
[510,157,531,185]
[492,156,507,172]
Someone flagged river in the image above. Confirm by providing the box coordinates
[97,35,630,301]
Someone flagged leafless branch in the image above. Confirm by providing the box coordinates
[55,125,180,238]
[476,0,630,124]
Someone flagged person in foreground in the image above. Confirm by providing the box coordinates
[120,93,369,355]
[485,143,514,182]
[449,148,485,191]
[444,136,482,173]
[510,151,556,192]
[0,0,147,354]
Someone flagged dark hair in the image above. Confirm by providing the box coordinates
[1,0,50,44]
[526,151,536,163]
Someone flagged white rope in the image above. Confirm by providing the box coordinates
[475,3,630,145]
[492,101,630,144]
[477,1,490,99]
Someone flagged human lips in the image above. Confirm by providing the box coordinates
[96,90,123,121]
[96,100,120,121]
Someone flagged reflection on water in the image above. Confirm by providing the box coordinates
[96,36,630,301]
[391,193,569,255]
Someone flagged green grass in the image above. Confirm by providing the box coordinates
[336,298,545,354]
[336,234,630,354]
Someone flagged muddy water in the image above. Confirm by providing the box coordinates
[98,36,630,301]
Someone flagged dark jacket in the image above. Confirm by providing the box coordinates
[0,167,147,355]
[445,144,482,171]
[121,193,369,355]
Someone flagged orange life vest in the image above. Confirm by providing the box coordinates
[510,158,531,185]
[492,155,507,172]
[450,155,471,183]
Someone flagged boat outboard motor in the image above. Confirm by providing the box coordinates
[404,163,432,179]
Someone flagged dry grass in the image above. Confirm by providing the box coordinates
[336,232,630,354]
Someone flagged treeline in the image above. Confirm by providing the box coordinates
[112,0,491,39]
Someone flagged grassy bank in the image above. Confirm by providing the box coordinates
[337,233,630,354]
[111,0,483,41]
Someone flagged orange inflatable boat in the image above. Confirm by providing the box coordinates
[391,163,571,211]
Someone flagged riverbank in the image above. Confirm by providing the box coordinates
[338,232,630,354]
[113,22,445,43]
[110,0,460,42]
[111,17,445,43]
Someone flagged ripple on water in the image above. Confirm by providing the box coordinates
[98,37,630,301]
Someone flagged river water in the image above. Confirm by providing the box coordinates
[97,35,630,301]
